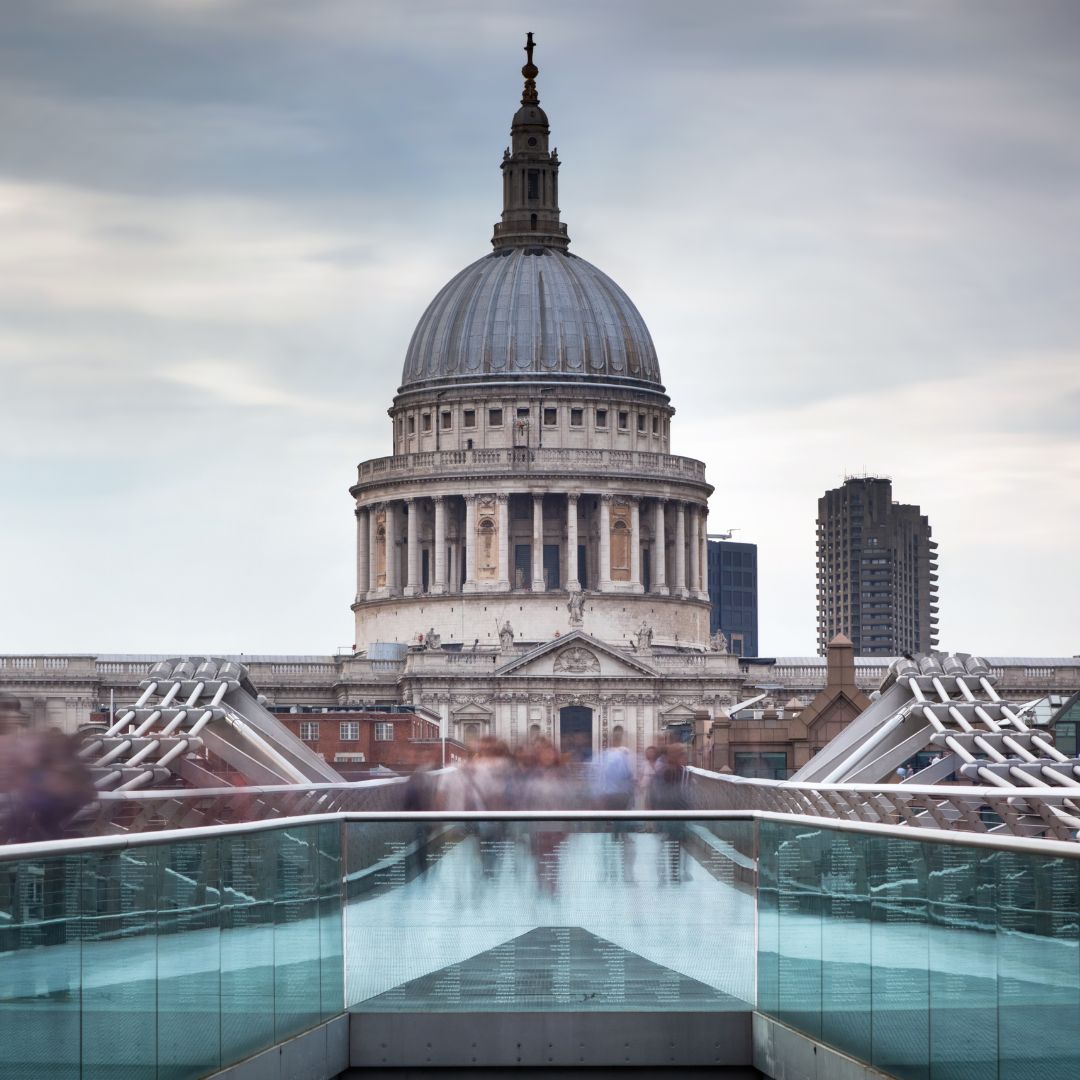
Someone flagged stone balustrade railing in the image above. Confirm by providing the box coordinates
[355,446,708,486]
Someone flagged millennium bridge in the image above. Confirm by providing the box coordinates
[3,656,1080,1078]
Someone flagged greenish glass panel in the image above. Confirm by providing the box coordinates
[318,821,345,1017]
[0,856,81,1080]
[157,837,222,1080]
[777,825,824,1037]
[927,842,997,1080]
[82,848,158,1080]
[756,818,779,1017]
[221,830,276,1064]
[821,829,871,1063]
[347,819,755,1012]
[869,835,929,1080]
[274,826,323,1039]
[998,851,1080,1080]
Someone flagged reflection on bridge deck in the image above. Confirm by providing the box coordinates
[346,822,756,1011]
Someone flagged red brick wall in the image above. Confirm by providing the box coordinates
[276,710,464,775]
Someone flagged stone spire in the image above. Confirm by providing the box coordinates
[492,33,570,251]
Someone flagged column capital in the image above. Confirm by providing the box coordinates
[600,492,613,504]
[496,492,509,505]
[566,491,579,504]
[431,493,444,505]
[463,492,477,505]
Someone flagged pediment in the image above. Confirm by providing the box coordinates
[451,699,494,720]
[660,703,698,721]
[496,630,658,678]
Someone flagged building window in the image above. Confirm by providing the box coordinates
[570,408,583,427]
[299,721,319,742]
[488,408,503,427]
[374,722,394,742]
[527,169,539,200]
[544,407,557,426]
[408,416,416,435]
[517,406,530,419]
[595,408,608,429]
[618,410,629,431]
[652,416,659,435]
[421,413,432,433]
[637,413,646,433]
[441,410,452,431]
[339,721,360,742]
[463,409,476,428]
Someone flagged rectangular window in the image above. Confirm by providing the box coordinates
[527,169,539,200]
[463,409,476,428]
[637,413,646,432]
[421,413,432,433]
[618,410,629,430]
[339,721,360,742]
[652,415,659,435]
[299,721,319,742]
[517,406,530,419]
[488,408,503,427]
[544,407,557,426]
[374,722,394,742]
[440,410,452,430]
[570,408,583,427]
[408,416,416,435]
[595,408,608,429]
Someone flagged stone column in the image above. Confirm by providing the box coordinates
[367,503,379,598]
[652,499,668,595]
[496,493,510,590]
[674,501,687,597]
[355,505,369,604]
[565,493,580,591]
[629,497,643,594]
[404,497,420,596]
[432,495,447,594]
[463,494,478,591]
[699,505,710,599]
[688,504,700,602]
[531,494,546,592]
[385,500,399,596]
[599,494,613,591]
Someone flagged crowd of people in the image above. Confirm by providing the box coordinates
[404,731,693,814]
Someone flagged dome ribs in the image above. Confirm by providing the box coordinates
[399,249,662,391]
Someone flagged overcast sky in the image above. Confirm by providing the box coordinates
[2,0,1078,658]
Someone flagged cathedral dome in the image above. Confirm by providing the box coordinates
[399,247,663,392]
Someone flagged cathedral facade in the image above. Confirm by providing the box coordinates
[348,38,744,754]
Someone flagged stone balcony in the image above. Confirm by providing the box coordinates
[354,446,708,490]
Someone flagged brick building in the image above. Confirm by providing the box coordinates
[273,706,467,778]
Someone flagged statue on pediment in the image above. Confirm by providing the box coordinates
[567,589,585,626]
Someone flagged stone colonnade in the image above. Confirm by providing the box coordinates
[355,492,710,602]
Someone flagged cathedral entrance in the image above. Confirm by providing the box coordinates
[559,705,593,762]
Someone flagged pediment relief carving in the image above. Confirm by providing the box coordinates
[553,647,601,674]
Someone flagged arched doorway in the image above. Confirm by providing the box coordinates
[559,705,593,762]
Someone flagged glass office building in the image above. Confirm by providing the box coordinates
[708,539,759,657]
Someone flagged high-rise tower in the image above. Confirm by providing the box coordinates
[815,477,939,656]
